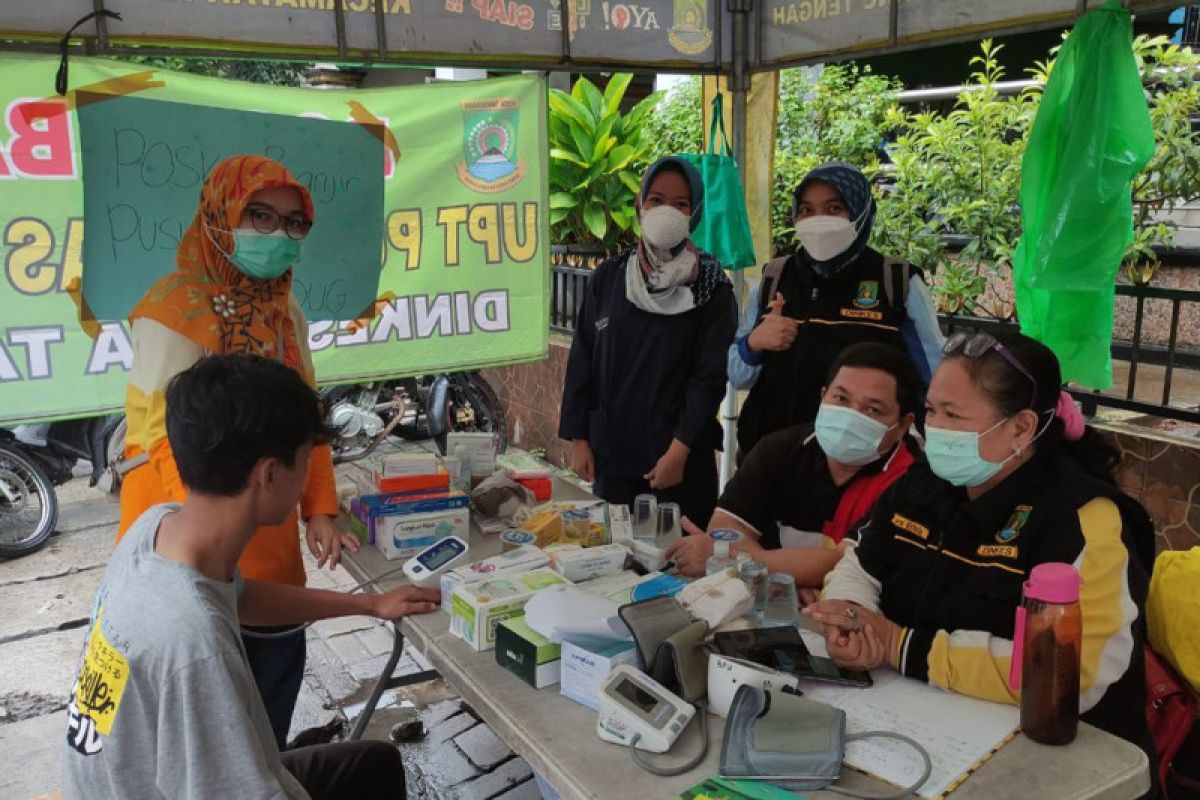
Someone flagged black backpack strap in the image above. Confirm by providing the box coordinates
[758,256,791,314]
[881,258,911,309]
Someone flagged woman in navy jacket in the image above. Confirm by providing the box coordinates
[558,157,738,528]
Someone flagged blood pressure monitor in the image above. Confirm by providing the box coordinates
[403,536,469,588]
[707,653,801,717]
[597,664,695,753]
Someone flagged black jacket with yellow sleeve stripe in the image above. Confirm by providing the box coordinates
[827,445,1153,749]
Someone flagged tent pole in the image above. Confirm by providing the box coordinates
[720,0,752,490]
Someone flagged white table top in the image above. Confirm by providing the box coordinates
[341,480,1150,800]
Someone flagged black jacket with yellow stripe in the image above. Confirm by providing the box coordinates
[827,445,1153,748]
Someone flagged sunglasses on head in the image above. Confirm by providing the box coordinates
[943,331,1038,407]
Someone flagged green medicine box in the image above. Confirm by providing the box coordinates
[495,617,562,689]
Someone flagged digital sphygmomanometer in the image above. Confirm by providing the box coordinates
[597,664,696,753]
[402,535,469,588]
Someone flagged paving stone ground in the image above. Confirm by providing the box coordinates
[1,466,545,800]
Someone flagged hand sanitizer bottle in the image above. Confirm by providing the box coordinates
[706,540,736,576]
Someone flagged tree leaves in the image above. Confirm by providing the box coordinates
[549,75,658,250]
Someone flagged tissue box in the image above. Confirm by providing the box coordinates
[439,545,550,613]
[560,638,638,711]
[372,507,469,560]
[450,568,570,651]
[495,617,561,688]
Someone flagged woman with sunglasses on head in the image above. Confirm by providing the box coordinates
[115,156,359,748]
[805,331,1156,757]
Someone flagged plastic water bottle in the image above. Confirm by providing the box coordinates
[738,559,769,621]
[1009,562,1083,745]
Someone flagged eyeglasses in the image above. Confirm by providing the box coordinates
[244,203,313,240]
[943,331,1038,407]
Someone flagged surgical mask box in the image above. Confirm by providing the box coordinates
[551,544,628,582]
[560,638,638,711]
[439,545,551,614]
[605,504,633,544]
[351,489,470,545]
[373,508,470,561]
[449,568,571,652]
[495,617,562,689]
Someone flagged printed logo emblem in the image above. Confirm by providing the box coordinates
[458,98,526,193]
[854,280,880,309]
[595,316,609,331]
[669,0,713,54]
[996,505,1032,544]
[66,611,129,756]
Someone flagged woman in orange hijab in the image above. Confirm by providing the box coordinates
[119,155,359,747]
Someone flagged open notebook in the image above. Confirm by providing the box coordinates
[798,631,1020,799]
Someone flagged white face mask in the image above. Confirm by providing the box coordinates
[641,205,690,250]
[795,215,859,261]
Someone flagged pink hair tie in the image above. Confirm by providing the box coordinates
[1056,390,1086,441]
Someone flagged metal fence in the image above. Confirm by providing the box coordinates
[551,263,1200,424]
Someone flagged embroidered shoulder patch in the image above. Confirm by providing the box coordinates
[996,505,1033,544]
[891,513,930,540]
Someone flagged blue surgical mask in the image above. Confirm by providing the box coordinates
[923,418,1013,488]
[228,229,302,280]
[814,404,894,466]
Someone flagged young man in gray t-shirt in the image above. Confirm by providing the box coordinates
[63,354,439,799]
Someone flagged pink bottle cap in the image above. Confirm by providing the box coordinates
[1024,562,1083,604]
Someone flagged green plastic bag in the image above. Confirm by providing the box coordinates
[679,95,757,270]
[1012,0,1155,389]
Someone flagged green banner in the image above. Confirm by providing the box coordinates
[0,55,549,425]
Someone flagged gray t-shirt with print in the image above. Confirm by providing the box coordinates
[61,504,308,799]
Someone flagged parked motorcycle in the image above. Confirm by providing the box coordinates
[325,372,507,464]
[0,417,122,558]
[0,371,504,556]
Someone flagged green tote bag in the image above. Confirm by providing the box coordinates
[678,95,757,270]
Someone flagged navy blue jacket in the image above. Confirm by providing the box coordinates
[558,252,737,479]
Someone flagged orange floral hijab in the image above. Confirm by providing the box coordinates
[129,155,315,377]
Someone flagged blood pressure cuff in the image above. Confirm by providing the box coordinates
[721,686,933,799]
[720,685,845,791]
[618,597,710,703]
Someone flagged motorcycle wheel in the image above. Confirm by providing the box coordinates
[0,444,58,558]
